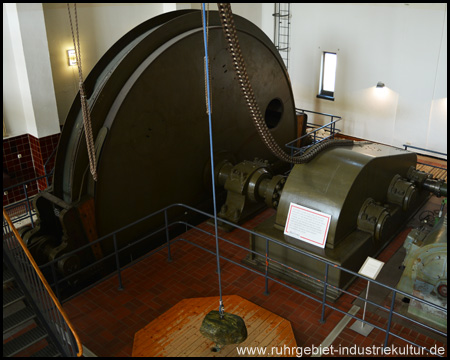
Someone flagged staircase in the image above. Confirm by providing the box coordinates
[3,261,61,357]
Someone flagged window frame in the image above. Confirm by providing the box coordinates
[317,51,337,101]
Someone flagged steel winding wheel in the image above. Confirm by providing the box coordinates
[29,10,298,280]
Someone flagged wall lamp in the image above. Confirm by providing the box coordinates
[376,81,385,88]
[67,49,77,66]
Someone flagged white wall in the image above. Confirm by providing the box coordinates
[230,3,263,30]
[3,3,447,158]
[274,3,447,156]
[3,3,60,138]
[3,4,27,137]
[42,3,167,124]
[425,6,447,157]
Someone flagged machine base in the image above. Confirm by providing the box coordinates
[242,215,378,302]
[242,207,427,302]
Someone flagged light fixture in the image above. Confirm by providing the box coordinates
[376,81,385,88]
[67,49,77,66]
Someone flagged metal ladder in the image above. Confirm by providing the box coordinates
[273,3,291,71]
[3,260,62,357]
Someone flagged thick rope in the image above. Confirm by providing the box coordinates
[217,3,355,164]
[67,3,98,181]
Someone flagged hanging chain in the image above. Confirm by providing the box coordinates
[217,3,355,164]
[67,3,98,181]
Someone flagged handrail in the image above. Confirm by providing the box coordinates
[41,202,446,315]
[3,172,53,192]
[4,141,57,226]
[403,144,447,158]
[284,108,343,157]
[38,200,447,352]
[3,166,55,228]
[3,209,83,357]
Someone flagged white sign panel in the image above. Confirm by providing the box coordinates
[284,203,331,248]
[358,257,384,280]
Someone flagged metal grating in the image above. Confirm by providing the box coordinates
[3,326,48,357]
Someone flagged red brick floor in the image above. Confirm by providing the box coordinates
[63,202,447,357]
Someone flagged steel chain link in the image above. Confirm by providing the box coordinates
[217,3,354,164]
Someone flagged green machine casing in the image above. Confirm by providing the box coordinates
[244,143,430,301]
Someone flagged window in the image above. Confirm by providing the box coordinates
[317,52,337,101]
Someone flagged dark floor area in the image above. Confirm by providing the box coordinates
[63,197,447,357]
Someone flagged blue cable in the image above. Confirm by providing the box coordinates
[202,3,224,317]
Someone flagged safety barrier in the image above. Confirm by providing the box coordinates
[285,108,343,157]
[3,209,83,357]
[36,202,446,356]
[403,144,447,159]
[403,144,447,182]
[3,146,56,227]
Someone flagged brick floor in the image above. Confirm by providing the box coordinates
[62,201,447,357]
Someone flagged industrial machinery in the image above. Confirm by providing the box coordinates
[21,8,447,303]
[218,147,447,301]
[396,207,447,332]
[22,9,299,288]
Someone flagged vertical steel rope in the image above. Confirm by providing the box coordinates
[202,3,224,318]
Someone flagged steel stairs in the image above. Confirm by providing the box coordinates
[3,261,61,357]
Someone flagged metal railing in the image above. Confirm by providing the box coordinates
[36,202,446,356]
[3,146,57,227]
[285,108,343,157]
[403,145,447,180]
[3,209,83,357]
[403,144,447,160]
